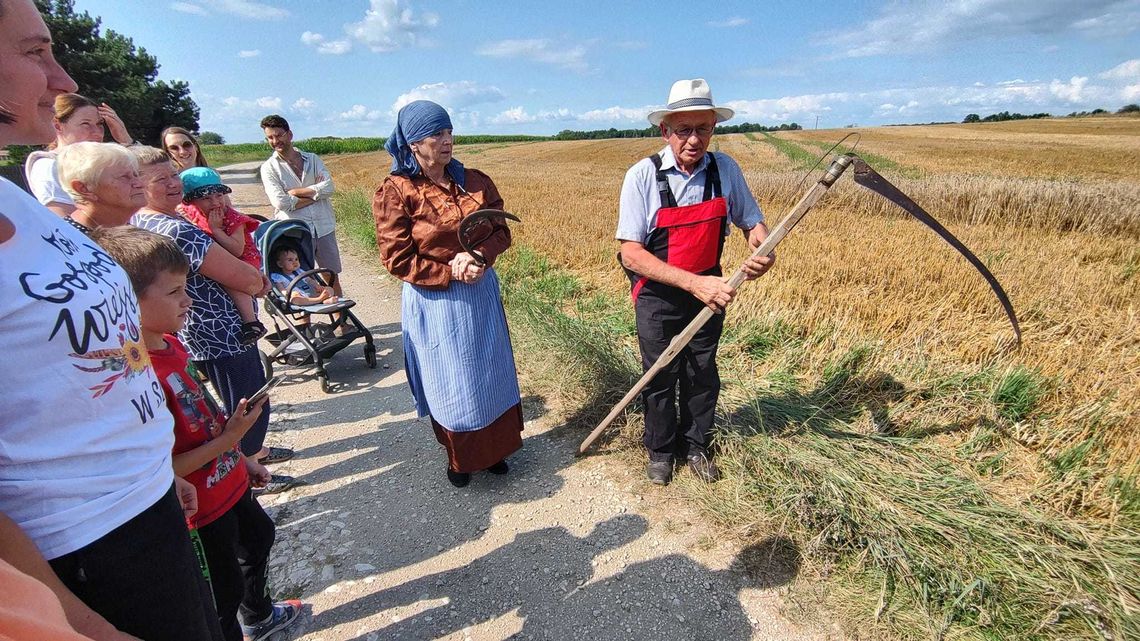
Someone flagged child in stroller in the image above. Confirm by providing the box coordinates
[255,219,376,392]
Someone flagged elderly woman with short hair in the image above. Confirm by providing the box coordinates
[373,100,523,488]
[130,145,295,494]
[54,141,144,233]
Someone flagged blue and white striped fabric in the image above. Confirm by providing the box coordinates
[401,268,521,432]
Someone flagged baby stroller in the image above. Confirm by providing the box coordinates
[254,218,376,393]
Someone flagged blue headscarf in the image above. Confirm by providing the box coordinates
[384,100,466,188]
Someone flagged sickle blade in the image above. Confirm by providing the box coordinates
[458,209,521,265]
[850,157,1021,344]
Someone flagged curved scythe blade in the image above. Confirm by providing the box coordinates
[458,209,521,265]
[849,156,1021,343]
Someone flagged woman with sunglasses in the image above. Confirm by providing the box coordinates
[162,126,209,171]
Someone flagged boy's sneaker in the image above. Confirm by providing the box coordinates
[239,321,268,346]
[241,599,302,641]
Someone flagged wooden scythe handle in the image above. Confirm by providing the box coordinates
[577,154,855,455]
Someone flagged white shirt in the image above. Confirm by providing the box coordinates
[25,152,76,208]
[616,146,763,243]
[0,179,175,559]
[260,150,337,237]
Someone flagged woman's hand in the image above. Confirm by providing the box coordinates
[98,103,132,145]
[449,252,485,284]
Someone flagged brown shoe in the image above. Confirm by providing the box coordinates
[687,454,721,483]
[647,461,673,485]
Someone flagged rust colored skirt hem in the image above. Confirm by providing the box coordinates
[431,403,524,473]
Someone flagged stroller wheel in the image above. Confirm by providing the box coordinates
[320,376,333,394]
[364,345,377,369]
[259,350,273,380]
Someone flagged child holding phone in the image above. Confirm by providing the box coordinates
[91,226,302,641]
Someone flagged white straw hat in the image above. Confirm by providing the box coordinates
[647,78,735,126]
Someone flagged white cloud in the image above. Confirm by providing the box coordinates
[172,0,288,19]
[300,31,353,55]
[1050,76,1088,101]
[344,0,439,53]
[170,2,208,16]
[1124,84,1140,100]
[486,106,577,125]
[292,98,316,112]
[237,49,261,58]
[390,81,506,114]
[477,39,589,73]
[336,104,385,121]
[819,0,1135,58]
[318,40,352,55]
[708,17,748,28]
[255,96,282,109]
[1099,59,1140,80]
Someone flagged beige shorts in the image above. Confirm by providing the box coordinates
[314,231,343,273]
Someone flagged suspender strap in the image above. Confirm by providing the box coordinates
[703,154,722,201]
[649,153,678,209]
[649,153,723,208]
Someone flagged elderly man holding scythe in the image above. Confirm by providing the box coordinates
[617,78,775,485]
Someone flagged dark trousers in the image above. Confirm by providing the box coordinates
[49,485,224,641]
[196,490,276,640]
[635,283,724,463]
[196,346,270,457]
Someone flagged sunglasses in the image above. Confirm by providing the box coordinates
[167,141,196,151]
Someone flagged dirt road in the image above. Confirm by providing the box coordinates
[219,162,839,641]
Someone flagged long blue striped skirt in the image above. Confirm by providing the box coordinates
[401,268,521,432]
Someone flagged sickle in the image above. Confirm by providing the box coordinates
[458,209,521,265]
[848,155,1021,344]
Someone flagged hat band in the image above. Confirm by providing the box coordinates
[666,97,714,110]
[184,183,231,201]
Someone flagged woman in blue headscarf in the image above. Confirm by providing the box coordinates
[373,100,523,488]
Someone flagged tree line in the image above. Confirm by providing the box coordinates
[963,104,1140,123]
[553,121,802,141]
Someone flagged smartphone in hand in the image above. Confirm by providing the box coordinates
[243,376,282,413]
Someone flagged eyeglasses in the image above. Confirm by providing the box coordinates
[668,125,714,139]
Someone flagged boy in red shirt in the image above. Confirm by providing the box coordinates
[92,226,301,641]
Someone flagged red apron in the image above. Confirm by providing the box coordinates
[626,153,727,301]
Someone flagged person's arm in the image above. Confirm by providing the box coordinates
[98,104,133,145]
[172,397,265,477]
[306,155,336,201]
[0,513,139,640]
[199,243,266,296]
[739,222,775,280]
[28,158,77,216]
[372,179,452,287]
[469,172,511,266]
[260,162,300,213]
[206,210,245,258]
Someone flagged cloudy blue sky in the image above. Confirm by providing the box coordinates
[74,0,1140,142]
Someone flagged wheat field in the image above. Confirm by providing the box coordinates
[328,117,1139,480]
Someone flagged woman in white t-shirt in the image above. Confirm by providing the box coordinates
[23,92,134,217]
[1,2,225,639]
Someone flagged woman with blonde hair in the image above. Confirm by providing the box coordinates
[24,92,134,217]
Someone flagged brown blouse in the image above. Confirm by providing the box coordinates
[372,168,512,289]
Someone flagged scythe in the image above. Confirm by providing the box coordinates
[578,153,1020,455]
